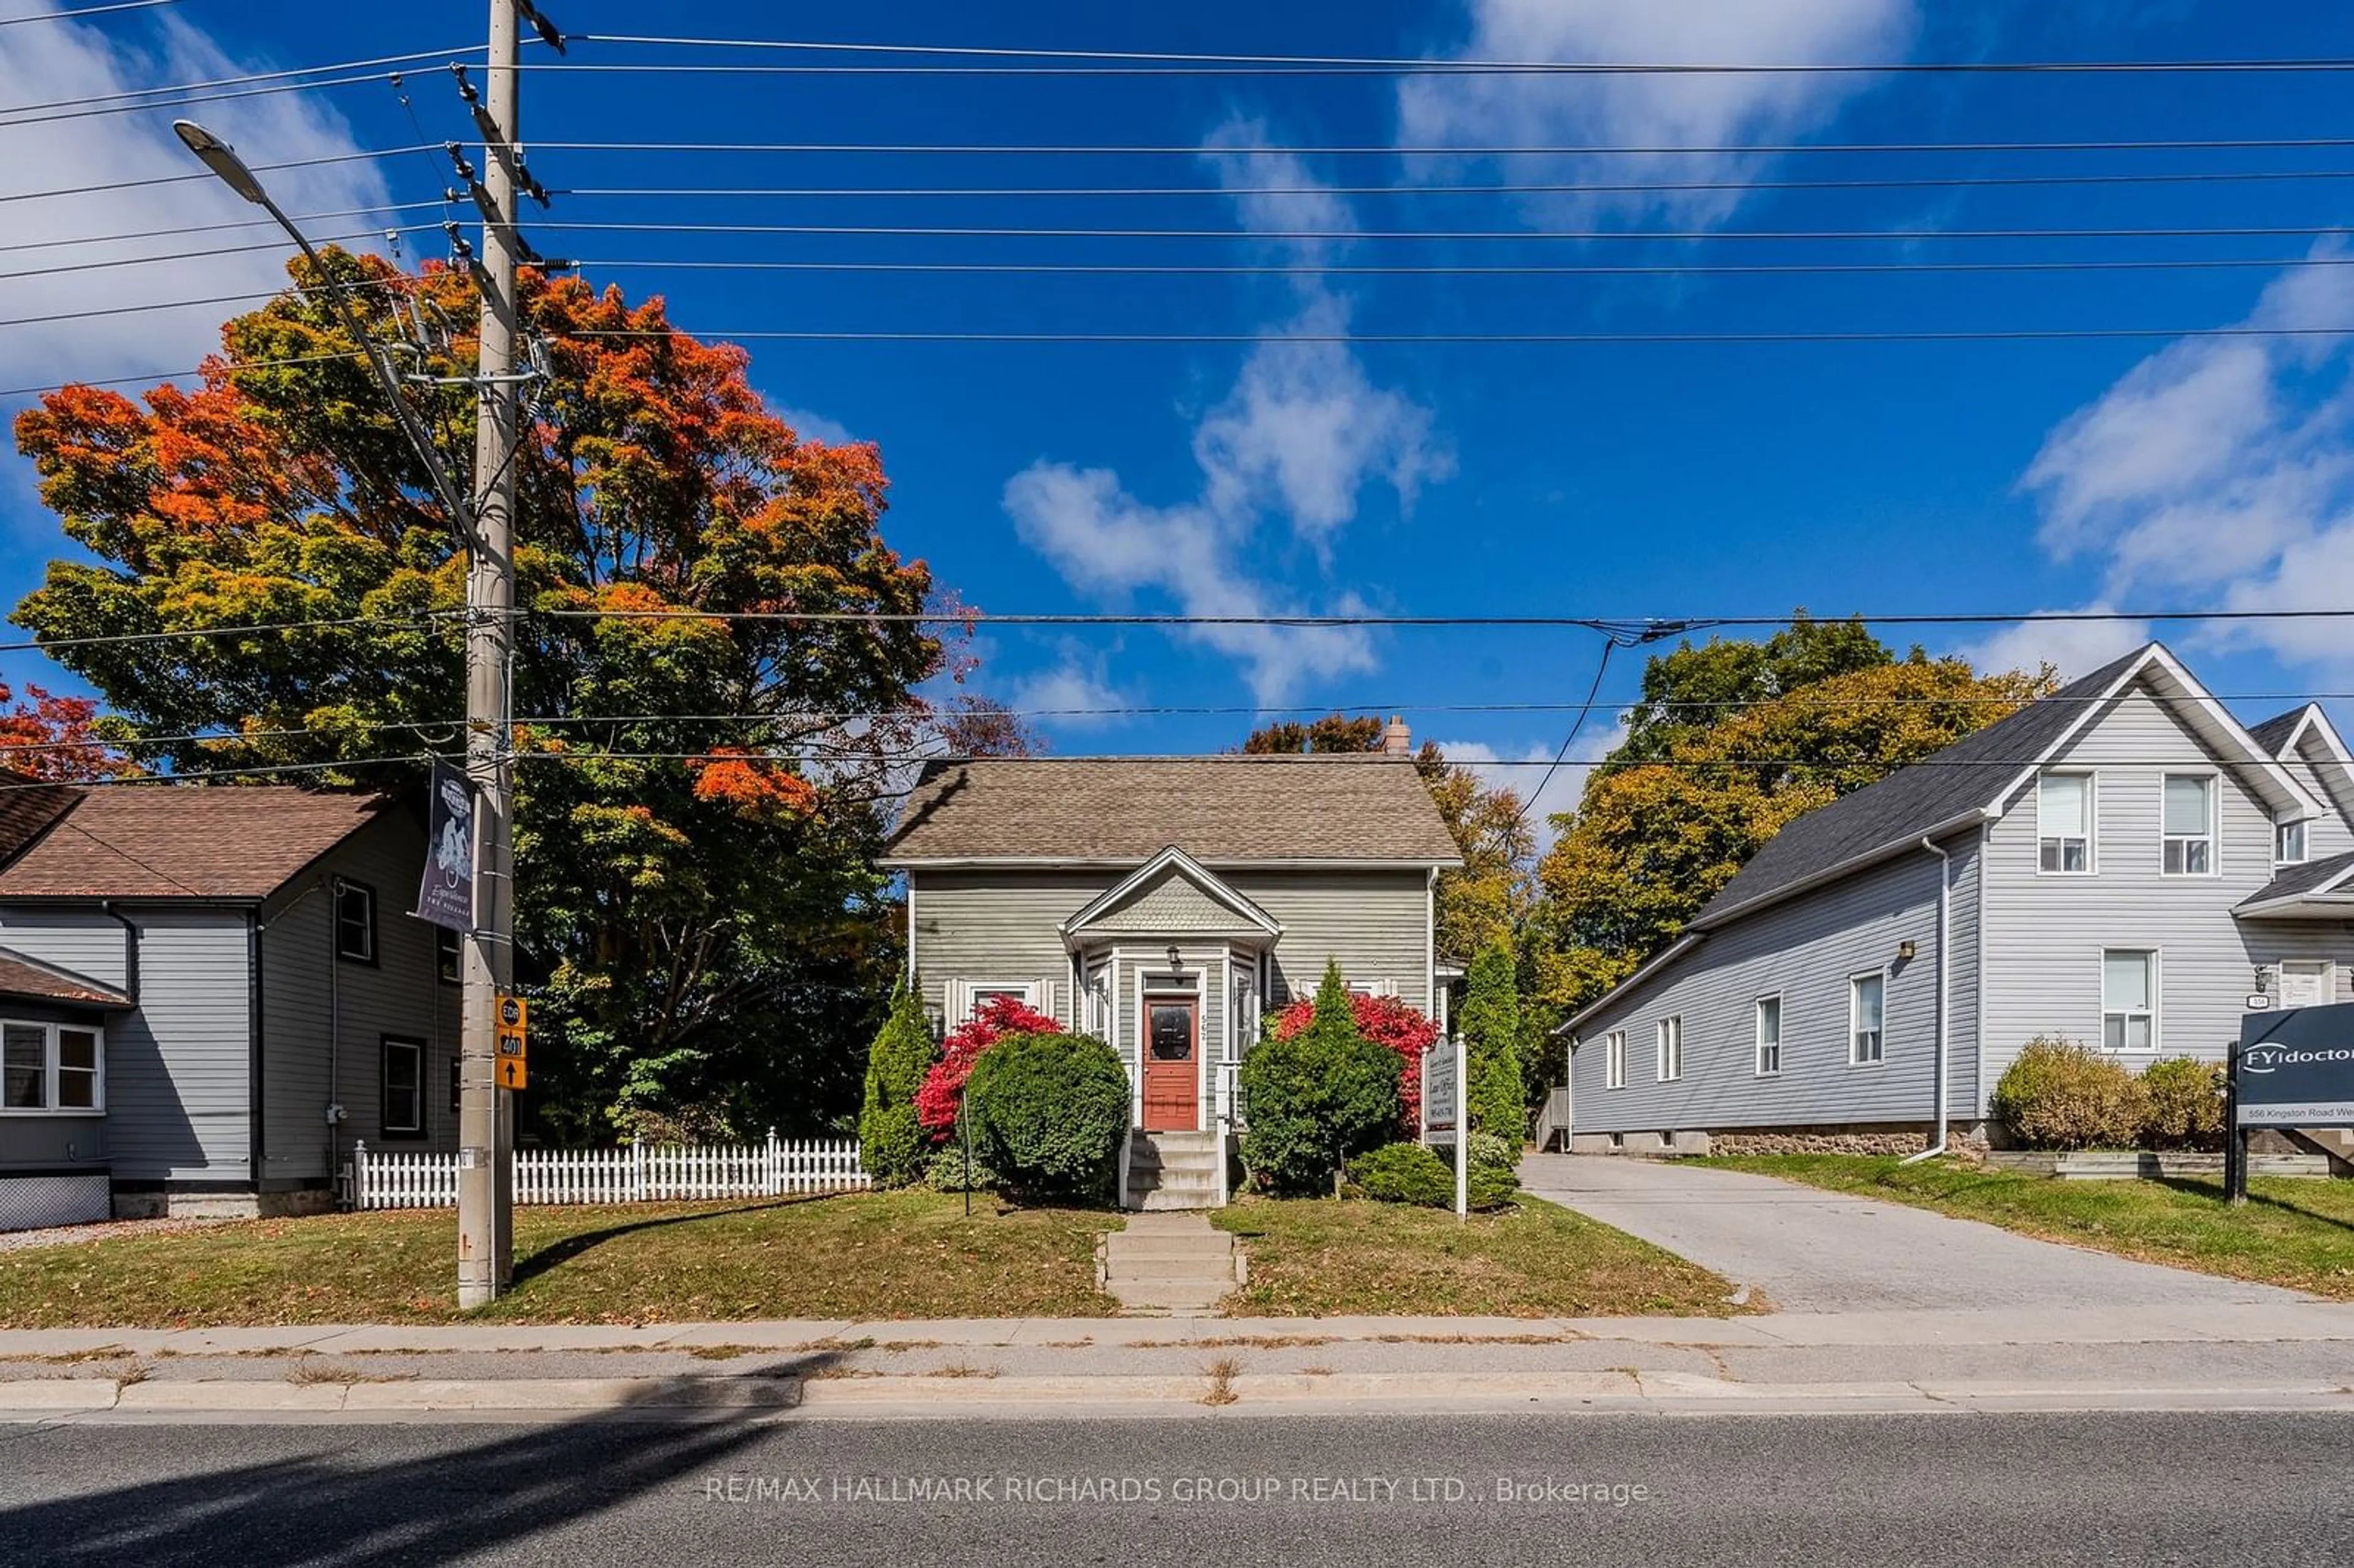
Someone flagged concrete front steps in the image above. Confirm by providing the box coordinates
[1099,1211,1241,1317]
[1124,1129,1224,1212]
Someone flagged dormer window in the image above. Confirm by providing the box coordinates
[2037,772,2092,873]
[2162,775,2215,876]
[2277,820,2309,866]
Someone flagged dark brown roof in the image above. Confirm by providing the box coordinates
[885,755,1462,865]
[0,946,130,1008]
[0,776,78,864]
[0,785,392,899]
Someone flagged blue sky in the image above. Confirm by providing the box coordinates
[6,0,2354,824]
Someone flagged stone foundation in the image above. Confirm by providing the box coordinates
[1708,1125,1937,1157]
[112,1184,337,1220]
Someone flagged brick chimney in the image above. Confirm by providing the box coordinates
[1382,715,1411,757]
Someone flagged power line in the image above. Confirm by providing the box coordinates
[531,606,2353,630]
[531,136,2354,158]
[0,145,437,207]
[0,45,480,122]
[0,0,183,23]
[0,200,455,256]
[532,218,2354,242]
[0,227,438,283]
[556,325,2354,345]
[563,34,2354,77]
[0,611,451,657]
[0,279,415,332]
[522,52,2354,78]
[0,347,374,401]
[565,255,2354,281]
[554,167,2354,199]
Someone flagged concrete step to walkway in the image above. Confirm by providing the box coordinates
[1101,1212,1239,1317]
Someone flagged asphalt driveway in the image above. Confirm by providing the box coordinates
[1518,1154,2314,1314]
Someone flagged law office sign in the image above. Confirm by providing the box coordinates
[2234,1002,2354,1127]
[415,759,475,933]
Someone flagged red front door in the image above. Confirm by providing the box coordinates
[1140,997,1198,1131]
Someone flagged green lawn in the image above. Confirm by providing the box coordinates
[1212,1195,1746,1318]
[1704,1154,2354,1300]
[0,1192,1121,1328]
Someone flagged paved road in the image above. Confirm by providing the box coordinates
[3,1410,2349,1566]
[1518,1154,2310,1313]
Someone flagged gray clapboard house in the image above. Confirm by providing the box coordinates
[882,737,1461,1208]
[0,780,452,1229]
[1556,642,2354,1155]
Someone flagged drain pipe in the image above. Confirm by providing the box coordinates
[1900,838,1953,1165]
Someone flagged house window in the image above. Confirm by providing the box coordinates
[2162,775,2215,875]
[449,1056,463,1115]
[2102,950,2158,1052]
[335,881,377,963]
[2276,821,2309,866]
[381,1037,425,1137]
[1656,1016,1683,1083]
[956,980,1041,1026]
[2037,772,2092,873]
[1850,973,1885,1066]
[1,1021,104,1114]
[1604,1031,1626,1090]
[1755,996,1783,1076]
[436,926,463,984]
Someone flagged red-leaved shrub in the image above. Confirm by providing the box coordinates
[1268,991,1438,1132]
[915,994,1061,1138]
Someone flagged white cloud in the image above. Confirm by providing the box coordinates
[1954,609,2153,682]
[776,405,856,446]
[2011,246,2354,675]
[1002,118,1449,702]
[1434,726,1621,850]
[1396,0,1920,227]
[0,8,392,400]
[1005,650,1132,731]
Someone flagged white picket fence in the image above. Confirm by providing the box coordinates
[344,1132,868,1211]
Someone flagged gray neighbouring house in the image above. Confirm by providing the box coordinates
[1554,642,2354,1157]
[0,780,452,1230]
[881,732,1462,1209]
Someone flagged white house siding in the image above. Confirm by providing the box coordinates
[2280,749,2354,860]
[0,907,133,991]
[258,811,451,1187]
[100,908,255,1184]
[0,911,129,1173]
[1976,682,2354,1100]
[1224,868,1434,1013]
[1570,841,1970,1138]
[908,870,1118,1026]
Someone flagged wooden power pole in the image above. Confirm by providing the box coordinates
[455,0,525,1307]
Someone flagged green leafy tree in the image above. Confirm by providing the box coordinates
[857,982,935,1186]
[1238,961,1403,1195]
[1607,613,1893,771]
[1460,942,1524,1143]
[10,254,1029,1140]
[1528,645,2051,1022]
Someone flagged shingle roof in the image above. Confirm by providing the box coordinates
[0,777,78,866]
[2247,707,2309,756]
[1694,645,2154,928]
[0,945,130,1008]
[2239,848,2354,908]
[0,786,393,899]
[884,755,1462,864]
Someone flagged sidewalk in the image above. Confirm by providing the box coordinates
[5,1303,2351,1420]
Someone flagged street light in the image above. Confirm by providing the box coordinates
[172,119,474,539]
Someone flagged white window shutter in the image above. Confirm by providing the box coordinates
[1037,977,1059,1025]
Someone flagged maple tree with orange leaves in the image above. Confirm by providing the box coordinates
[10,251,1032,1139]
[0,680,135,781]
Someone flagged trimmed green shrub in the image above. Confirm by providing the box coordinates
[1240,961,1404,1195]
[1466,1163,1519,1212]
[2139,1056,2226,1151]
[857,982,935,1186]
[1467,1131,1518,1173]
[964,1030,1129,1203]
[1461,942,1525,1143]
[1349,1141,1455,1206]
[1990,1037,2147,1151]
[923,1142,1000,1194]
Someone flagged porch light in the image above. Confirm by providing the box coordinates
[1897,940,1916,962]
[1165,944,1182,972]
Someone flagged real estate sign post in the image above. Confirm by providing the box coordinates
[1421,1037,1468,1220]
[2230,1002,2354,1203]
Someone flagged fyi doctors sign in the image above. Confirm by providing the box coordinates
[2235,1002,2354,1127]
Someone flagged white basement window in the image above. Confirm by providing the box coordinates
[1,1021,105,1114]
[2162,775,2215,876]
[2103,950,2158,1052]
[2037,772,2092,873]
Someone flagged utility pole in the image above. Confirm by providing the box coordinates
[455,0,524,1306]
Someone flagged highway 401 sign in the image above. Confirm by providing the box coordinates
[2235,1001,2354,1127]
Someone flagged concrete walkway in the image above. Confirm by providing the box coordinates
[1518,1153,2314,1314]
